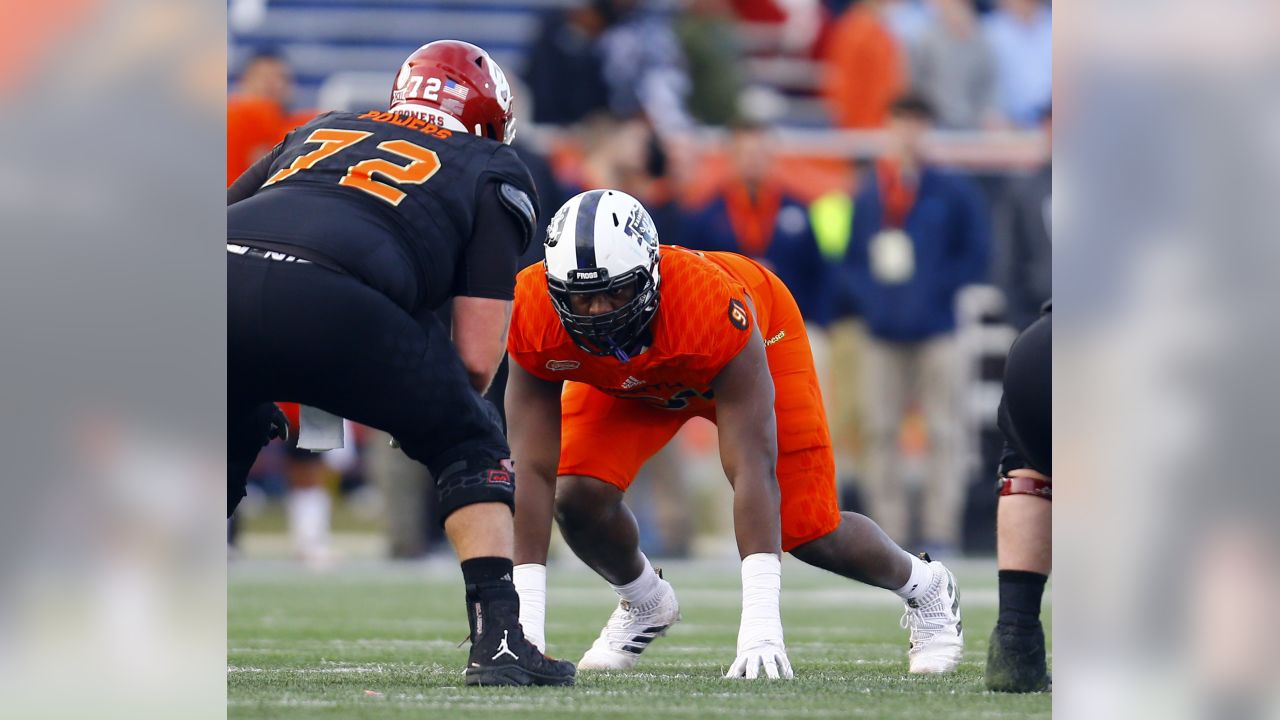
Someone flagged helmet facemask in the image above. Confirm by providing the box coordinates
[547,265,660,362]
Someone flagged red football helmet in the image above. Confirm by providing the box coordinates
[389,40,516,144]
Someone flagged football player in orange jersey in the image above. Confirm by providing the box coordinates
[506,190,965,679]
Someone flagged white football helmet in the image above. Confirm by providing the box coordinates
[543,189,661,361]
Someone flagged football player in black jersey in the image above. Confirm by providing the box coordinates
[227,40,574,687]
[986,305,1051,692]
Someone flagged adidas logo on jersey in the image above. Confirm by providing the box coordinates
[621,376,646,390]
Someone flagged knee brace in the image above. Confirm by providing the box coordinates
[433,454,516,523]
[997,474,1052,501]
[996,442,1051,500]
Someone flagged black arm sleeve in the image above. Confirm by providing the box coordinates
[227,144,282,206]
[453,181,525,300]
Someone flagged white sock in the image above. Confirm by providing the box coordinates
[513,564,547,652]
[612,554,661,606]
[893,553,934,601]
[286,486,331,557]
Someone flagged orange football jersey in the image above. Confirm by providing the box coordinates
[509,246,777,412]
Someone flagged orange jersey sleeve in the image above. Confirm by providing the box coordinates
[507,264,575,382]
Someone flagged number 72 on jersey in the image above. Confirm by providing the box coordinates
[261,128,441,206]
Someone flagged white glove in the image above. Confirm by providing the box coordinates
[727,639,794,679]
[513,563,547,653]
[725,553,795,680]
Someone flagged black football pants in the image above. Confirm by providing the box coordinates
[227,253,510,518]
[997,312,1052,477]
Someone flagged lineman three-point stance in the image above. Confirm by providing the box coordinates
[506,190,965,678]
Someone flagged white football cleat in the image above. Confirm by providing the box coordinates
[578,572,680,671]
[900,558,964,674]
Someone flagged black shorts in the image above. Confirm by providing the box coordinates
[997,312,1051,477]
[227,252,508,515]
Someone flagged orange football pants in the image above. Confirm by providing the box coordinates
[557,286,841,552]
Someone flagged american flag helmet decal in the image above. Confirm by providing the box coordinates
[442,78,469,100]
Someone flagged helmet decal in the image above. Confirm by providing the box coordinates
[623,203,659,254]
[485,54,513,112]
[546,203,570,248]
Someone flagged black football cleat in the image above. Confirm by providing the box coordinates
[463,587,576,687]
[985,621,1050,693]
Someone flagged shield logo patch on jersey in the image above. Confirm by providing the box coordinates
[728,298,749,331]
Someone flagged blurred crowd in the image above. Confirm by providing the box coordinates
[227,0,1052,567]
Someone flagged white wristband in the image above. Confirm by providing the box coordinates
[513,563,547,652]
[738,553,783,651]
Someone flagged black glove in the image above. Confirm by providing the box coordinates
[266,403,290,445]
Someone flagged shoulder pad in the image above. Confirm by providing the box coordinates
[497,182,537,253]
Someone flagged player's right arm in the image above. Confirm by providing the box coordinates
[507,358,563,564]
[506,357,563,652]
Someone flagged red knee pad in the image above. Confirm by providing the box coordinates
[998,475,1052,500]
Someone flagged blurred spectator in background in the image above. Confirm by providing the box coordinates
[512,143,571,267]
[823,0,906,129]
[983,0,1052,128]
[524,1,612,126]
[910,0,998,130]
[731,0,823,53]
[683,120,831,324]
[598,0,694,137]
[675,0,747,126]
[227,49,314,184]
[572,113,684,242]
[810,188,869,508]
[819,0,856,16]
[239,408,359,569]
[283,432,360,571]
[492,73,571,266]
[364,429,444,559]
[881,0,933,51]
[281,446,335,569]
[994,106,1051,329]
[843,95,989,551]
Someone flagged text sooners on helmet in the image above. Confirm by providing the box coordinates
[389,40,516,144]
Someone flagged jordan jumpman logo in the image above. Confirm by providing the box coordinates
[492,630,519,661]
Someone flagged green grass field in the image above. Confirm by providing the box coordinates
[229,555,1050,719]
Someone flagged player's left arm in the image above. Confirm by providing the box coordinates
[452,181,534,393]
[712,323,782,559]
[710,323,794,680]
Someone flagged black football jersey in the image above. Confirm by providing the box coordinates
[228,110,536,312]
